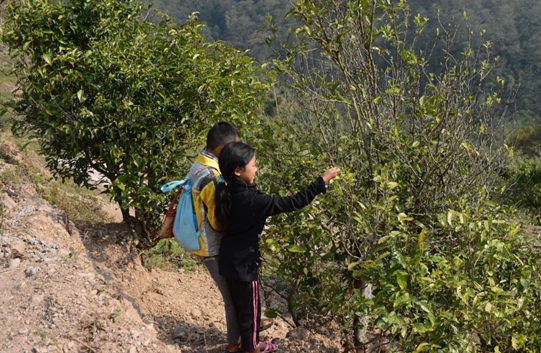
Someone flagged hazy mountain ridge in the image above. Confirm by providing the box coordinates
[145,0,541,126]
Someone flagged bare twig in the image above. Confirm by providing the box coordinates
[62,334,98,353]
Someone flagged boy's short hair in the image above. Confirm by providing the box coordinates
[206,122,240,150]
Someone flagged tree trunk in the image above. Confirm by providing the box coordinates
[353,278,370,353]
[353,278,364,353]
[353,315,366,353]
[135,209,144,243]
[119,202,130,223]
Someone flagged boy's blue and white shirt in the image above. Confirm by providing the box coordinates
[187,150,223,257]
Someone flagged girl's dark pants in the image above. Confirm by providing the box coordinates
[225,278,261,352]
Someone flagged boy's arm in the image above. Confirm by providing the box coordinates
[254,177,326,220]
[199,171,221,231]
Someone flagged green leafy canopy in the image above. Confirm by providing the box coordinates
[1,0,268,242]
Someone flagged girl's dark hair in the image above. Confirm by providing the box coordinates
[215,142,255,232]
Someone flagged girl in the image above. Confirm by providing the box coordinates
[215,142,340,353]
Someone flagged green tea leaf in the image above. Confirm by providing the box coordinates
[397,273,408,291]
[263,309,278,318]
[43,53,52,65]
[285,245,305,253]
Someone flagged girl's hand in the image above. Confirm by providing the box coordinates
[322,167,341,183]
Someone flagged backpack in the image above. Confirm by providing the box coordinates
[158,166,212,252]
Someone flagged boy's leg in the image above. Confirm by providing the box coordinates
[225,277,260,352]
[202,256,241,344]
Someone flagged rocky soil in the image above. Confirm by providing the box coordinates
[0,140,346,353]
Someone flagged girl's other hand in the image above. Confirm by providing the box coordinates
[322,167,341,183]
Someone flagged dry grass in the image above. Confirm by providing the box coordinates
[0,134,113,223]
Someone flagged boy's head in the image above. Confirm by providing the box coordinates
[206,122,241,157]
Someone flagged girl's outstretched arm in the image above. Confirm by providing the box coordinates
[253,167,341,220]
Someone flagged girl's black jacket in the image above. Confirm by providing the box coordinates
[218,177,327,282]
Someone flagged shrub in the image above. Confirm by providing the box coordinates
[1,0,267,244]
[250,0,541,351]
[500,157,541,223]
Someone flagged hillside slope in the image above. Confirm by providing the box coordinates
[0,140,348,352]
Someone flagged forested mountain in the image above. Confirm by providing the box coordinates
[143,0,294,61]
[144,0,541,127]
[411,0,541,127]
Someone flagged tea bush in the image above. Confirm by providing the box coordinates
[250,0,541,351]
[1,0,267,244]
[500,157,541,223]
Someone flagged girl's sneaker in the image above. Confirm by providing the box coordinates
[260,341,278,352]
[228,340,277,353]
[227,335,269,352]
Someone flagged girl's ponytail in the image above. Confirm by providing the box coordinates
[215,142,255,232]
[215,181,230,232]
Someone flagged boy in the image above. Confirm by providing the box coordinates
[186,122,272,352]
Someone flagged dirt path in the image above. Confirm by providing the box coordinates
[0,140,345,353]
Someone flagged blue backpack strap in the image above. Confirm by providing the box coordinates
[161,177,188,193]
[161,166,211,193]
